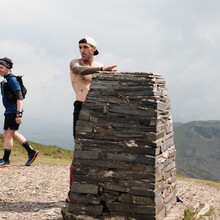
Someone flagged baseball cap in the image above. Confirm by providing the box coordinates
[79,37,99,56]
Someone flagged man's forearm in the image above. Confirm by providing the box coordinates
[72,66,100,75]
[17,100,23,112]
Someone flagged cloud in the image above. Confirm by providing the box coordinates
[1,0,220,148]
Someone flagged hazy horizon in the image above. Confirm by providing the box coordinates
[1,118,218,151]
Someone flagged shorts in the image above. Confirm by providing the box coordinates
[4,114,20,130]
[73,101,83,138]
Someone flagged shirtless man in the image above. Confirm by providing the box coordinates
[66,37,117,202]
[70,37,117,137]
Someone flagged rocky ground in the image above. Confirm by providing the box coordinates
[0,163,220,220]
[0,163,69,220]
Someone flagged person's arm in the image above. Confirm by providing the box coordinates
[70,60,117,75]
[14,90,23,124]
[70,60,101,75]
[16,99,23,124]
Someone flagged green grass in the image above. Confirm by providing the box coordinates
[177,173,220,188]
[183,206,194,220]
[0,134,73,165]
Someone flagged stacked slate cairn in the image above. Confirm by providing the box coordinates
[62,72,177,220]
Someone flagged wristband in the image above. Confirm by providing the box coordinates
[16,111,23,118]
[100,66,104,71]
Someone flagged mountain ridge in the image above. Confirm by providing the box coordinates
[2,119,219,182]
[174,120,220,181]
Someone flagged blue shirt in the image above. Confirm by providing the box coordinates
[1,73,22,115]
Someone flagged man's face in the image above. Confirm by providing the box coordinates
[0,65,10,77]
[79,43,96,60]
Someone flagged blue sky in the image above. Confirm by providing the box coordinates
[0,0,220,149]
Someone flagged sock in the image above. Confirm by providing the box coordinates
[22,141,34,154]
[3,149,11,161]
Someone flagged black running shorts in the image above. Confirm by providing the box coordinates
[73,101,83,138]
[4,114,20,130]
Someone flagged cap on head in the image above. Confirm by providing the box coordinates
[0,57,13,69]
[79,37,99,56]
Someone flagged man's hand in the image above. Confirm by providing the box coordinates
[15,117,22,124]
[102,65,118,72]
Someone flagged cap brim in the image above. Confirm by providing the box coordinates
[94,50,99,56]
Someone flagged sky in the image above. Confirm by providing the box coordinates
[0,0,220,149]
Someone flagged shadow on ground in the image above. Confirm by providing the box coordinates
[0,201,66,213]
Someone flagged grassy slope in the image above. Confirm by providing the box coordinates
[177,173,220,188]
[0,134,73,165]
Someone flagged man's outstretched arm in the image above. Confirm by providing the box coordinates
[70,60,117,75]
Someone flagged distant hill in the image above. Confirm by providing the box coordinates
[2,118,219,182]
[173,120,220,181]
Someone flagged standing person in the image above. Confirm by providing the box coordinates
[66,37,117,202]
[0,57,39,167]
[70,37,117,137]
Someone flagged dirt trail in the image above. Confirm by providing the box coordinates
[0,163,220,220]
[0,163,69,220]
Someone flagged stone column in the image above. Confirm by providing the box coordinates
[62,72,177,220]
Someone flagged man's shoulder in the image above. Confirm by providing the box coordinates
[92,60,103,67]
[6,73,15,79]
[70,58,80,65]
[7,74,17,84]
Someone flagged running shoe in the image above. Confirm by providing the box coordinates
[25,150,39,166]
[0,159,10,167]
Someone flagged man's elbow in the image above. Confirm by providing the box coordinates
[15,91,24,100]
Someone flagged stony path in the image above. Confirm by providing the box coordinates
[0,163,220,220]
[0,163,69,220]
[170,178,220,220]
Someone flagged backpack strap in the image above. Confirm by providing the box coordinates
[6,74,16,83]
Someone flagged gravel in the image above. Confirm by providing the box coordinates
[0,163,69,220]
[1,163,220,220]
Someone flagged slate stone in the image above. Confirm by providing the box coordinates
[68,203,103,216]
[70,192,101,205]
[64,72,177,220]
[71,183,98,194]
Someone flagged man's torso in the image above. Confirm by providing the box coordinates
[70,58,103,102]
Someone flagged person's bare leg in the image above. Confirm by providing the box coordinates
[0,129,14,167]
[13,131,26,144]
[13,131,39,166]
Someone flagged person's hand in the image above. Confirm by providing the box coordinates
[15,117,22,124]
[102,65,118,72]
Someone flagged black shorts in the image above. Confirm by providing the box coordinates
[4,114,20,130]
[73,101,83,138]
